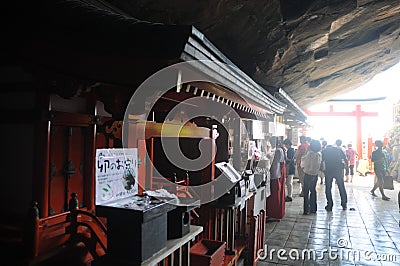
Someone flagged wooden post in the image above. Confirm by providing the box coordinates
[85,95,97,211]
[355,105,363,160]
[25,201,40,257]
[34,92,51,217]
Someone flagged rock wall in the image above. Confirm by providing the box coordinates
[108,0,400,108]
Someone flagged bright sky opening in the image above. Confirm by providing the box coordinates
[306,62,400,146]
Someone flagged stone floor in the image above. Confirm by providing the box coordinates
[257,174,400,266]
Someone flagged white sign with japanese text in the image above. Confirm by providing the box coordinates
[95,148,138,205]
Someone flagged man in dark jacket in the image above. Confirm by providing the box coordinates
[322,142,348,211]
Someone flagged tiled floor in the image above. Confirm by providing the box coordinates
[258,174,400,266]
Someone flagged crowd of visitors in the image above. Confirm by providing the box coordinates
[275,136,393,215]
[263,133,396,220]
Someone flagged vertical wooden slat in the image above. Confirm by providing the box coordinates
[149,138,154,190]
[86,124,95,210]
[214,208,218,240]
[170,250,174,266]
[187,242,190,266]
[178,246,182,266]
[226,208,230,249]
[220,209,224,241]
[230,207,235,253]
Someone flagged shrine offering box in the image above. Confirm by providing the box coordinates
[190,239,226,266]
[95,148,176,263]
[214,162,244,206]
[167,200,199,239]
[96,195,176,263]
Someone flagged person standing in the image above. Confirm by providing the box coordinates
[283,139,295,202]
[322,141,348,211]
[266,137,286,219]
[335,139,347,180]
[295,136,309,197]
[345,144,358,182]
[301,139,322,214]
[370,140,390,200]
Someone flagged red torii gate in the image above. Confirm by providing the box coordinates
[305,104,378,159]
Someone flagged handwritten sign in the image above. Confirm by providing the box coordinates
[95,148,138,205]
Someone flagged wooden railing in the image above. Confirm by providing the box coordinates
[31,209,107,263]
[73,209,107,260]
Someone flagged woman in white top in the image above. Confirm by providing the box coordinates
[300,139,322,215]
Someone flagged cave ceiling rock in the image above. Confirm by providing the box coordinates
[105,0,400,110]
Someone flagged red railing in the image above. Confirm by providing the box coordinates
[32,209,107,263]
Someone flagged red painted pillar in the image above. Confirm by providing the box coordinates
[34,93,51,217]
[85,96,97,211]
[355,105,363,159]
